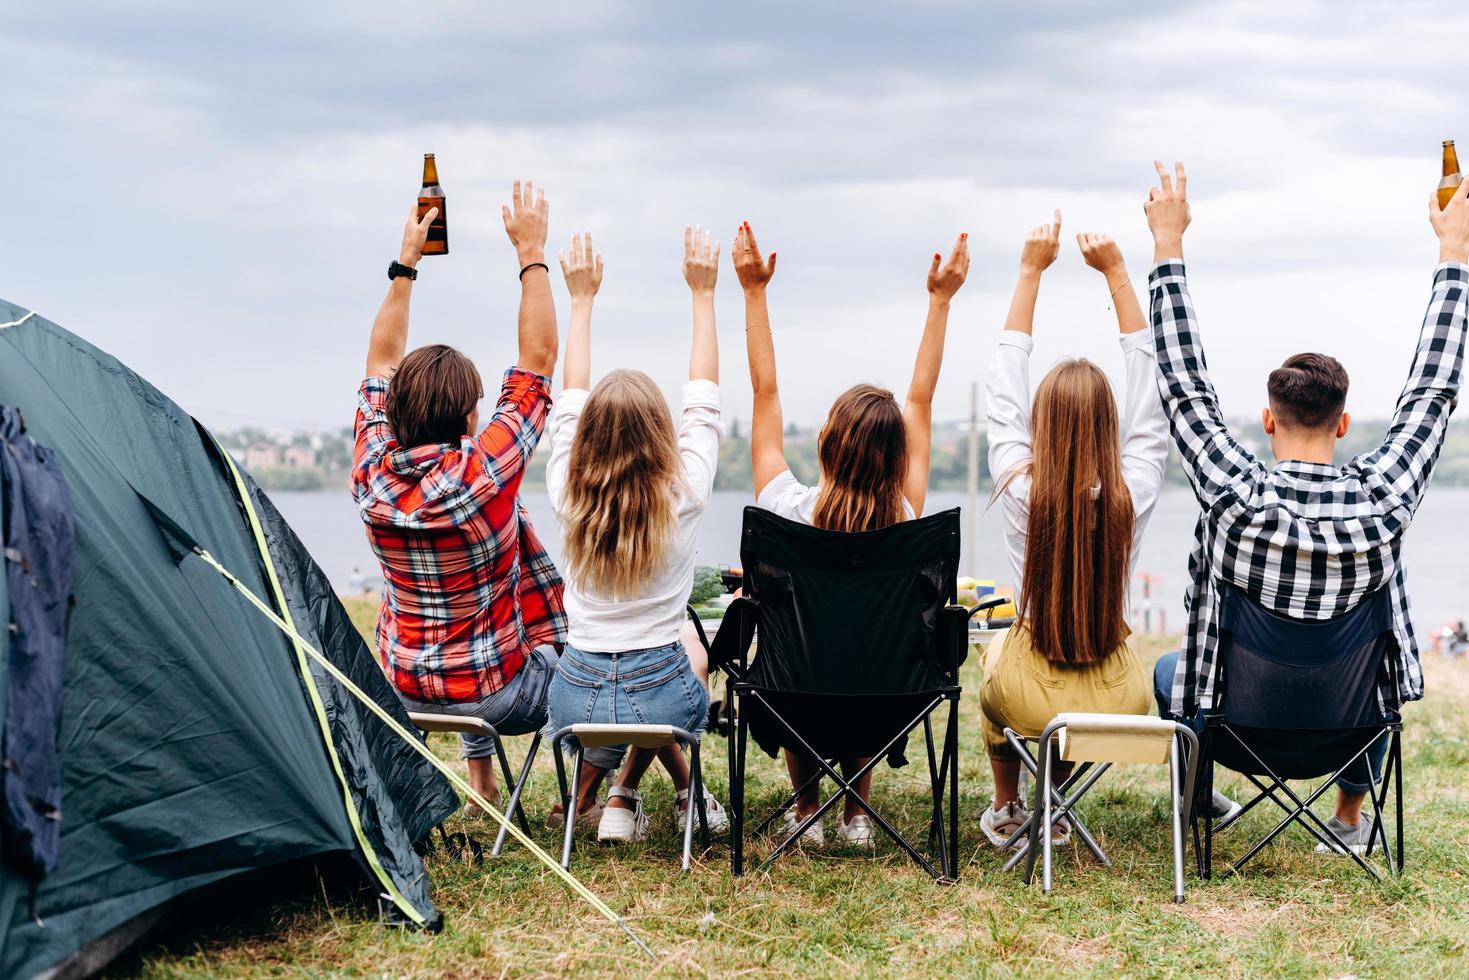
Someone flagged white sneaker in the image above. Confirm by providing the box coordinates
[676,787,730,834]
[836,813,876,847]
[780,809,825,848]
[981,800,1030,849]
[596,786,649,843]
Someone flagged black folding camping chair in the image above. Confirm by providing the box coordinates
[690,506,970,882]
[1193,585,1405,881]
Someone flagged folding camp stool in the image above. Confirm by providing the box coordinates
[550,724,711,872]
[1004,713,1198,901]
[407,713,541,858]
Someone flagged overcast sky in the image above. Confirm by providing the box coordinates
[5,1,1469,433]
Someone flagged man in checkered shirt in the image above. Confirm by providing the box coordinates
[1146,161,1469,850]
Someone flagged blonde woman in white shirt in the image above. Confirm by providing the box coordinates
[733,220,970,846]
[979,214,1168,847]
[544,228,729,843]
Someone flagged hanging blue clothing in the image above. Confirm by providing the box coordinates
[1,405,74,880]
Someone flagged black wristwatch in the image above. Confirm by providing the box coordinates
[388,261,418,281]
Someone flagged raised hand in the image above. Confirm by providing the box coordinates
[684,224,720,295]
[400,204,439,268]
[733,221,777,292]
[559,232,603,302]
[1077,232,1126,277]
[1144,161,1190,258]
[928,233,970,301]
[1431,178,1469,263]
[1020,210,1062,275]
[502,179,549,264]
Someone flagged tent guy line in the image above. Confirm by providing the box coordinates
[187,544,659,962]
[0,310,36,330]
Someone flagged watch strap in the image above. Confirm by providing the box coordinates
[388,261,418,281]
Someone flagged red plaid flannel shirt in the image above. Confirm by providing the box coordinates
[352,367,566,703]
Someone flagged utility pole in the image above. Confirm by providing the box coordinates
[965,380,979,577]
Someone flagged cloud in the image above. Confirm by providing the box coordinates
[2,0,1468,432]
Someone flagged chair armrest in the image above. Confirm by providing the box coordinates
[685,604,712,654]
[937,605,971,676]
[707,596,759,678]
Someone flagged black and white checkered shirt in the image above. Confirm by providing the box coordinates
[1150,259,1468,719]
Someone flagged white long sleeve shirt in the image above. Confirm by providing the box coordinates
[985,329,1170,602]
[546,380,723,653]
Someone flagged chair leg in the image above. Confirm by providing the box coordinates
[1169,735,1185,903]
[692,741,711,851]
[493,732,541,857]
[681,741,697,873]
[491,737,527,833]
[1041,742,1054,894]
[732,689,747,877]
[923,715,944,860]
[947,696,961,881]
[561,747,583,870]
[1394,730,1405,871]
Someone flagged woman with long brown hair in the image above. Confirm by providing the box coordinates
[979,213,1168,848]
[543,227,729,843]
[734,220,970,847]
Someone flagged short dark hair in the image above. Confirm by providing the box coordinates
[1267,353,1349,430]
[385,345,482,448]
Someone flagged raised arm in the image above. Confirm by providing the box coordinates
[502,180,557,378]
[1079,232,1169,514]
[733,221,786,497]
[557,231,603,391]
[684,225,720,384]
[364,206,437,378]
[1357,181,1469,504]
[1146,160,1262,504]
[545,232,603,515]
[899,234,969,515]
[987,214,1062,487]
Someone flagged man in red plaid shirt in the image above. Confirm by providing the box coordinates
[353,181,588,812]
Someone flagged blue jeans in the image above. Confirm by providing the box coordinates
[546,641,708,772]
[397,644,556,760]
[1153,651,1387,795]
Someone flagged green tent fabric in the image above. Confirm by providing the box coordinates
[0,300,458,978]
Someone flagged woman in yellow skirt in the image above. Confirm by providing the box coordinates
[979,214,1168,847]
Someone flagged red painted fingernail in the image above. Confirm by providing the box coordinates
[935,253,942,260]
[961,232,968,240]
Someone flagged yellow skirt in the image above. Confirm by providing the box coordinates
[979,624,1150,759]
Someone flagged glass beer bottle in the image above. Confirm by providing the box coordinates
[1439,140,1462,211]
[418,154,448,255]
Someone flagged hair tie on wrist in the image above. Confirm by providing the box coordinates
[1109,277,1132,300]
[519,262,550,280]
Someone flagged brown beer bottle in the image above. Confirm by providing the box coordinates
[418,154,448,255]
[1439,140,1462,211]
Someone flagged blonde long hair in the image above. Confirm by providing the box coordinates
[1016,359,1134,665]
[811,384,909,532]
[562,369,681,599]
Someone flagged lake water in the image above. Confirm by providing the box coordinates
[273,487,1469,638]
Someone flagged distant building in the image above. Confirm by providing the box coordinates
[245,442,281,471]
[283,446,317,469]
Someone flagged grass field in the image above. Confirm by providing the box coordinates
[125,598,1469,978]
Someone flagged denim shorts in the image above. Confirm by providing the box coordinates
[397,644,556,760]
[546,641,708,772]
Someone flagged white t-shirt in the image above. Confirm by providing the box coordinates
[756,469,917,525]
[546,379,723,653]
[984,329,1169,603]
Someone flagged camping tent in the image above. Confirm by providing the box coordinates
[0,300,458,978]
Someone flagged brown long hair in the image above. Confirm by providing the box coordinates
[812,384,909,533]
[1018,360,1133,665]
[561,370,681,599]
